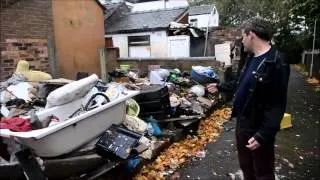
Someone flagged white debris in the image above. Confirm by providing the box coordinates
[282,158,289,163]
[228,170,244,180]
[275,164,282,172]
[299,156,304,160]
[288,163,294,168]
[212,170,217,175]
[7,82,33,102]
[281,157,295,169]
[196,151,206,158]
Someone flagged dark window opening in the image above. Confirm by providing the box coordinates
[128,35,150,46]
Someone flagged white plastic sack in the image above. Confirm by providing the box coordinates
[149,71,164,85]
[123,115,147,134]
[45,74,99,108]
[189,85,205,97]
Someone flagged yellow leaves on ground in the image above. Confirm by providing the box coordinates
[306,78,320,92]
[307,78,320,84]
[134,107,232,180]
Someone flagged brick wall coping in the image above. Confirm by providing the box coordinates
[117,57,216,61]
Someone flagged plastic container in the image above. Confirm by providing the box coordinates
[120,64,130,72]
[126,98,140,117]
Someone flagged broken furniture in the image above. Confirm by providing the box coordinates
[133,85,171,120]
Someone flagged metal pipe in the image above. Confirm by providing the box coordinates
[310,19,317,77]
[204,11,214,56]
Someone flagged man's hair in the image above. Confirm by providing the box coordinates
[242,17,275,41]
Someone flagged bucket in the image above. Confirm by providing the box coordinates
[126,98,140,117]
[120,65,130,72]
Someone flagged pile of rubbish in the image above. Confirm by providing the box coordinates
[90,64,225,168]
[0,60,141,161]
[115,65,221,122]
[94,65,223,161]
[1,60,55,129]
[1,60,227,179]
[0,71,124,132]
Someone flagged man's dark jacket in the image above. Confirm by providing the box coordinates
[218,47,290,145]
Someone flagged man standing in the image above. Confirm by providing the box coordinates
[207,18,290,179]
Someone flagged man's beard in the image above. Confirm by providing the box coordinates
[243,47,250,52]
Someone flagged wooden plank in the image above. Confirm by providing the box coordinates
[48,36,59,78]
[99,48,107,83]
[157,115,204,122]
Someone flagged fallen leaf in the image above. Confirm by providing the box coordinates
[134,107,231,180]
[307,78,320,84]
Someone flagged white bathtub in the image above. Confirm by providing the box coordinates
[0,90,139,157]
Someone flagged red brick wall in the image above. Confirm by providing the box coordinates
[0,0,53,81]
[207,27,242,56]
[1,39,49,79]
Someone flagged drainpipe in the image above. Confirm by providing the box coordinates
[310,19,317,78]
[204,10,214,56]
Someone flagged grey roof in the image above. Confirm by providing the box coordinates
[104,2,126,19]
[106,7,187,34]
[188,5,214,16]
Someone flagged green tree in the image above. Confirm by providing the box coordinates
[188,0,319,60]
[189,0,287,26]
[289,0,320,49]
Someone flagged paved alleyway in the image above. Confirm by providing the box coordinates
[176,67,320,180]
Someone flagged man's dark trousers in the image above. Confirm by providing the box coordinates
[236,126,275,180]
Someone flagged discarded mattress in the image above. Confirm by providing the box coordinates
[0,90,139,157]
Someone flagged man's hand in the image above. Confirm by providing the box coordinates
[246,137,261,150]
[206,83,218,93]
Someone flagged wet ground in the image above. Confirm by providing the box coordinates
[175,67,320,179]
